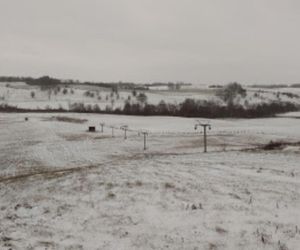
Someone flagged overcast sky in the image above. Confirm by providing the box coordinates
[0,0,300,84]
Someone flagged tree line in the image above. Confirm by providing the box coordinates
[2,98,296,118]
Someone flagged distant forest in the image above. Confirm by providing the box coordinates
[1,75,299,89]
[0,76,192,90]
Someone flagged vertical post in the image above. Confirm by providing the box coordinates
[111,127,114,137]
[120,125,128,139]
[100,123,104,133]
[195,122,211,153]
[203,125,207,153]
[141,132,148,150]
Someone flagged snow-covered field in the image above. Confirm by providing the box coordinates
[0,82,219,111]
[0,112,300,249]
[1,82,300,111]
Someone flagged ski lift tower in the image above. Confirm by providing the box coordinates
[139,130,149,150]
[120,125,129,139]
[194,120,212,153]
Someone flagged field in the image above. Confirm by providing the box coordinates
[1,82,300,112]
[0,112,300,249]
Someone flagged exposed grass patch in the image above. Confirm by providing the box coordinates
[107,192,116,199]
[106,182,114,189]
[263,140,300,150]
[164,182,175,189]
[61,134,111,142]
[215,226,228,234]
[126,180,143,188]
[208,243,218,250]
[47,116,88,124]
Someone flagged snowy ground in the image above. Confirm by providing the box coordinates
[1,82,300,111]
[0,113,300,249]
[0,82,219,110]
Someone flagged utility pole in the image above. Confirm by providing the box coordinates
[195,121,211,153]
[100,123,105,133]
[141,131,148,150]
[110,126,115,137]
[120,125,128,139]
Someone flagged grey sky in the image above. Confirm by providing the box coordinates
[0,0,300,84]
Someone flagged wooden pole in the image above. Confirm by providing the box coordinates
[203,125,207,153]
[111,127,114,137]
[124,129,127,139]
[195,122,211,153]
[100,123,104,133]
[142,132,148,150]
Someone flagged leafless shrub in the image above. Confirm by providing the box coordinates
[126,180,143,188]
[215,226,228,234]
[106,182,114,189]
[107,192,116,199]
[164,182,175,189]
[208,243,217,250]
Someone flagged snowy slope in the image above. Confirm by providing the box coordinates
[0,113,299,249]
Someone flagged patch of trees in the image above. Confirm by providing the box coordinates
[120,99,298,118]
[1,99,298,118]
[26,76,61,89]
[0,104,65,113]
[84,91,95,98]
[280,92,300,98]
[145,82,192,88]
[216,82,247,105]
[136,93,148,104]
[248,84,289,89]
[209,85,223,88]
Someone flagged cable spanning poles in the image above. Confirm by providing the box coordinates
[99,122,149,150]
[194,120,212,153]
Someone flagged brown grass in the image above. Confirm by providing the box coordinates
[107,192,116,199]
[45,116,88,124]
[215,226,228,234]
[61,134,110,141]
[164,182,175,189]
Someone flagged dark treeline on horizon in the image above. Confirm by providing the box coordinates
[2,75,300,89]
[0,76,193,90]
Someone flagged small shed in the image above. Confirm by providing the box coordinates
[88,126,96,132]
